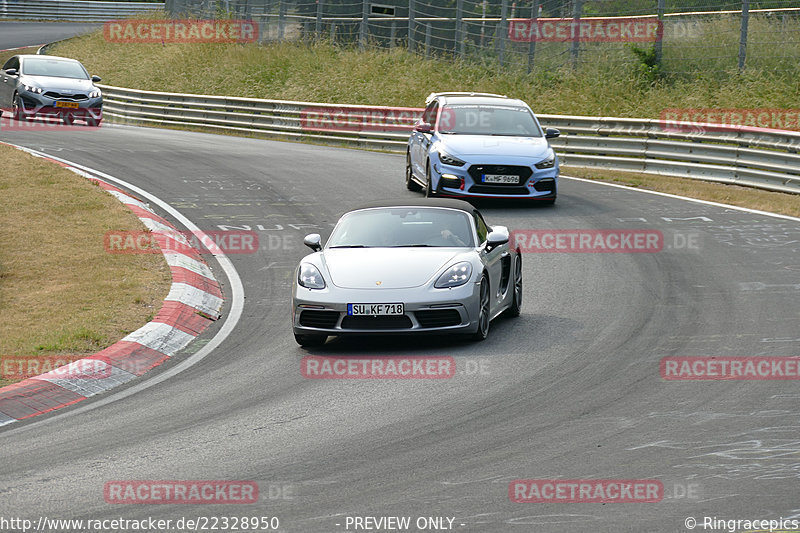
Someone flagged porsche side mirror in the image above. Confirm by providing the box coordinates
[4,68,17,76]
[414,122,433,134]
[303,233,322,252]
[486,227,509,250]
[545,128,560,139]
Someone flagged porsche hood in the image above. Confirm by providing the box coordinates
[322,248,464,289]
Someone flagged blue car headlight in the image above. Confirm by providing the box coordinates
[23,84,43,94]
[298,263,326,289]
[535,151,556,169]
[438,151,466,167]
[435,261,472,288]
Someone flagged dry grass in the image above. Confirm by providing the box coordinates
[0,46,40,66]
[563,166,800,218]
[0,145,171,387]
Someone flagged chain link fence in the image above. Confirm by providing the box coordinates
[162,0,800,76]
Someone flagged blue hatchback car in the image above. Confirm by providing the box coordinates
[406,92,560,204]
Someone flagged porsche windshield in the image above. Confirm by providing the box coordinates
[22,58,89,79]
[327,208,474,248]
[439,104,542,136]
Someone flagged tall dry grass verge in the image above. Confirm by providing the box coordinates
[0,145,171,387]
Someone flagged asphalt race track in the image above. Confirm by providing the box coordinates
[1,25,800,533]
[0,22,100,51]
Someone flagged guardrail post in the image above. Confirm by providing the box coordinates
[278,0,286,41]
[738,0,749,71]
[498,0,508,66]
[527,1,538,71]
[455,0,463,57]
[316,0,323,38]
[408,0,416,53]
[571,0,582,68]
[360,0,369,51]
[425,22,431,58]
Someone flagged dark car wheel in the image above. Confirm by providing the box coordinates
[504,255,522,318]
[471,276,490,341]
[425,162,435,198]
[294,333,327,347]
[406,152,421,191]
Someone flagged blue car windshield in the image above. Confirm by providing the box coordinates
[22,58,89,79]
[328,208,475,248]
[439,104,543,136]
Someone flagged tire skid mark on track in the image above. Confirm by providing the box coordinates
[0,142,224,426]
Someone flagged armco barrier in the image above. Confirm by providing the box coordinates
[0,0,163,22]
[96,84,800,194]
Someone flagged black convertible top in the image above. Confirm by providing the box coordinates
[353,198,479,216]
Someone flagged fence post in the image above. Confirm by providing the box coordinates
[360,0,369,50]
[460,21,466,58]
[655,0,665,65]
[278,0,285,41]
[738,0,749,71]
[390,22,397,48]
[455,0,463,57]
[570,0,582,68]
[527,1,538,71]
[425,22,432,58]
[316,0,323,39]
[408,0,416,52]
[498,0,508,66]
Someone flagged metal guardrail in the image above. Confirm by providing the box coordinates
[97,84,800,194]
[0,0,163,22]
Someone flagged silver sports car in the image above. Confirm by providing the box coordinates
[292,199,522,346]
[0,55,103,126]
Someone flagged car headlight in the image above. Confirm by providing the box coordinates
[298,263,326,289]
[438,151,466,167]
[89,89,102,98]
[23,84,43,94]
[535,152,556,169]
[435,261,472,289]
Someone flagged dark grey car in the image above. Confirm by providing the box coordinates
[0,55,102,126]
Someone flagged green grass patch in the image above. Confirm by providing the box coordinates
[0,145,171,387]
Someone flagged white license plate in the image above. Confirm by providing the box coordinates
[347,303,404,316]
[483,174,519,184]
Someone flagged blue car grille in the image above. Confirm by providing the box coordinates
[468,165,532,185]
[468,185,530,195]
